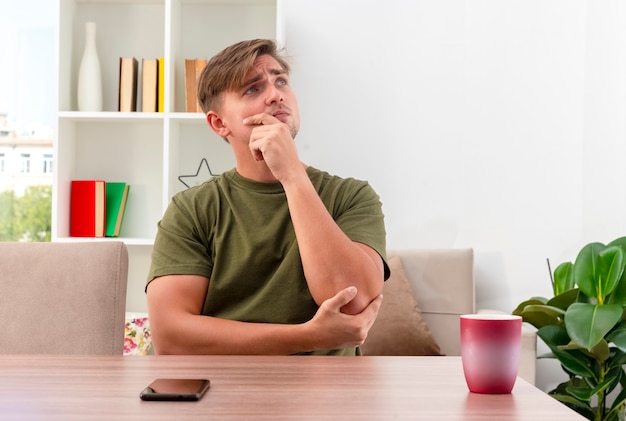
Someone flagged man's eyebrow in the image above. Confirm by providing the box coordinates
[240,68,287,89]
[241,74,262,89]
[269,68,287,76]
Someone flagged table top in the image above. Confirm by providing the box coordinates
[0,355,583,420]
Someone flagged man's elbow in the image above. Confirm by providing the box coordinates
[150,331,178,355]
[340,277,384,315]
[149,324,194,355]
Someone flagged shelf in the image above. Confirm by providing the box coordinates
[55,236,155,246]
[170,112,205,121]
[58,111,207,123]
[58,111,165,123]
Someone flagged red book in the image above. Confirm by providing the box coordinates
[70,180,106,237]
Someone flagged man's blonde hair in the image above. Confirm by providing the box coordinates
[197,39,291,114]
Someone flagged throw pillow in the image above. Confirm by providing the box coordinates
[360,255,443,356]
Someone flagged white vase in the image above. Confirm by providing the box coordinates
[77,22,103,112]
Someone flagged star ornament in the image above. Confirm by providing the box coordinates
[178,158,219,188]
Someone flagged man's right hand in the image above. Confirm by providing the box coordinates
[303,286,383,351]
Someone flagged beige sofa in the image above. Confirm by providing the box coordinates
[361,248,537,385]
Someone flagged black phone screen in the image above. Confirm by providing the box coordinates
[139,378,211,401]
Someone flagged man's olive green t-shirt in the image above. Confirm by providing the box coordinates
[147,166,388,355]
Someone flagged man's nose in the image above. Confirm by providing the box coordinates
[265,84,283,105]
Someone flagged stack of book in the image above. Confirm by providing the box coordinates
[117,57,207,112]
[70,180,130,237]
[118,56,164,112]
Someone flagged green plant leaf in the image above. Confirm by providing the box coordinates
[598,246,625,301]
[574,242,605,299]
[604,362,624,396]
[538,325,596,379]
[549,381,594,419]
[589,339,611,363]
[565,382,593,402]
[607,348,626,370]
[567,377,614,402]
[607,386,626,421]
[512,298,547,315]
[517,304,565,329]
[553,391,593,407]
[554,262,575,296]
[565,303,623,350]
[607,374,626,420]
[607,236,626,305]
[547,289,580,311]
[574,243,624,303]
[560,339,611,363]
[607,322,626,352]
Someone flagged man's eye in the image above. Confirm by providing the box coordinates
[245,86,258,95]
[276,78,287,86]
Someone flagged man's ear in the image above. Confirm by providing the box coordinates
[206,111,230,137]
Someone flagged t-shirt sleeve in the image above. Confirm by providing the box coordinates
[146,193,213,289]
[332,180,390,280]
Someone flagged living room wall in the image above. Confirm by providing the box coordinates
[281,0,626,391]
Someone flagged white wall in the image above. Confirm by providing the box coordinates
[282,0,626,391]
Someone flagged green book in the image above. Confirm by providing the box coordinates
[105,182,130,237]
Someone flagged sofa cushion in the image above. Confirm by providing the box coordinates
[360,256,443,356]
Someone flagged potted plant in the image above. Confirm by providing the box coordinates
[513,236,626,421]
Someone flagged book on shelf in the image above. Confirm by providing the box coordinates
[105,182,130,237]
[195,59,206,112]
[118,57,138,112]
[141,58,159,112]
[70,180,106,237]
[184,59,197,112]
[184,58,207,112]
[158,57,165,112]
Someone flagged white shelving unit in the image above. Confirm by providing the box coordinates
[54,0,279,311]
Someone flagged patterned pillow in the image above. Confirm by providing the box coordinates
[124,313,152,356]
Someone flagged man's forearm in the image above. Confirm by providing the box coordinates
[152,313,315,355]
[282,171,384,314]
[147,275,317,355]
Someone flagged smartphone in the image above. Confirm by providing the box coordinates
[139,378,211,401]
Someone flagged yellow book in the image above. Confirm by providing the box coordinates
[158,57,165,112]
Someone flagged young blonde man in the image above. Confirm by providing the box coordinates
[146,39,389,355]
